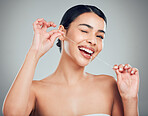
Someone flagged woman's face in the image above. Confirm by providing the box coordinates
[63,12,106,66]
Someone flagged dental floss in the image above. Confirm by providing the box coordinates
[63,35,113,69]
[64,36,78,45]
[95,57,113,68]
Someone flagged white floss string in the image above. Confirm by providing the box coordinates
[64,36,113,69]
[64,36,77,45]
[95,57,113,68]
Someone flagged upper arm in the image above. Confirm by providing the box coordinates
[112,79,124,116]
[25,81,37,115]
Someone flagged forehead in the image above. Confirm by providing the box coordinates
[71,12,106,30]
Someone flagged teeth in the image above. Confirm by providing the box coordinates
[79,47,94,54]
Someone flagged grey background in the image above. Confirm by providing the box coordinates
[0,0,148,115]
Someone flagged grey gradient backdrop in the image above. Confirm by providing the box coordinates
[0,0,148,115]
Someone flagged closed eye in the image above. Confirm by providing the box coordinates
[81,30,104,39]
[81,30,88,33]
[96,35,104,39]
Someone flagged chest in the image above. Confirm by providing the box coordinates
[34,84,113,116]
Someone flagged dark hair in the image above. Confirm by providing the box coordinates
[56,4,107,52]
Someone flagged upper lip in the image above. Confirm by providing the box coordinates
[78,45,96,53]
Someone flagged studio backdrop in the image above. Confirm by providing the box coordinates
[0,0,148,115]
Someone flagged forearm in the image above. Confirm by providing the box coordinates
[3,48,39,114]
[122,96,139,116]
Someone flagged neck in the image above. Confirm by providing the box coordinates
[54,50,86,86]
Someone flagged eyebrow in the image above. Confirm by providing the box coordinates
[78,23,105,34]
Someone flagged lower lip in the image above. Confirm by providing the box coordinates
[79,50,92,59]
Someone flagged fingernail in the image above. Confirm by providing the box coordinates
[119,68,122,71]
[131,70,134,74]
[114,66,118,69]
[125,66,128,68]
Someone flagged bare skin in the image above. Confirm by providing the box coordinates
[3,12,139,116]
[29,74,119,116]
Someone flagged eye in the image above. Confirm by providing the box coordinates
[96,35,104,39]
[81,30,88,33]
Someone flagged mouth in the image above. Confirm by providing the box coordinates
[78,45,95,59]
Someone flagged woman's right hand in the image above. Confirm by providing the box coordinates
[30,18,64,59]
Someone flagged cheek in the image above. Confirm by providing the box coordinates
[75,32,85,43]
[63,41,77,57]
[63,41,70,55]
[67,29,84,44]
[63,40,90,66]
[93,40,103,57]
[97,39,103,50]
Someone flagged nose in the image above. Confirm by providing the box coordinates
[86,36,97,46]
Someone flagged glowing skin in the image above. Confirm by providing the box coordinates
[60,12,106,67]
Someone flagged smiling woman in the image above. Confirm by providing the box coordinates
[57,5,107,53]
[2,4,139,116]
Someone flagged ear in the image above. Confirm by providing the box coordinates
[58,25,66,41]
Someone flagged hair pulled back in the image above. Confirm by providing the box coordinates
[56,4,107,52]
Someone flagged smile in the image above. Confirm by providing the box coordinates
[78,45,95,59]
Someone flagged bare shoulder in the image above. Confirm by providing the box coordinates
[86,73,118,93]
[31,75,55,94]
[87,72,117,85]
[99,74,117,84]
[95,74,116,81]
[31,74,53,87]
[31,79,49,90]
[97,74,117,88]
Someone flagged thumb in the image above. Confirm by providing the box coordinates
[49,33,62,47]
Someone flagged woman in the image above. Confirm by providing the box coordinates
[3,5,139,116]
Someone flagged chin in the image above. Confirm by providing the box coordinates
[74,55,92,67]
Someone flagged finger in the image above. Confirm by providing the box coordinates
[39,19,50,31]
[42,21,57,31]
[130,68,138,75]
[49,33,62,47]
[37,21,44,29]
[113,64,122,82]
[53,23,57,27]
[42,24,48,31]
[43,30,62,40]
[113,64,118,70]
[113,64,120,76]
[34,18,44,24]
[135,68,139,76]
[115,68,120,76]
[125,64,132,70]
[37,18,44,21]
[118,64,124,73]
[115,69,122,83]
[126,64,132,73]
[127,66,132,73]
[47,21,57,28]
[48,29,64,36]
[123,64,129,70]
[33,18,44,30]
[38,21,43,25]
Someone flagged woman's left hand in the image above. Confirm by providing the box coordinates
[113,64,139,99]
